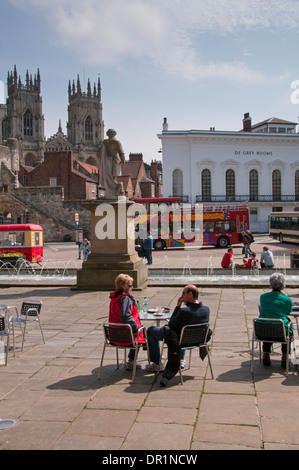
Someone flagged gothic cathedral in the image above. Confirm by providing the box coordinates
[1,66,104,166]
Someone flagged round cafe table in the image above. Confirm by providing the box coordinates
[139,309,172,327]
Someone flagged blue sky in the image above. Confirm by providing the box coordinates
[1,0,299,163]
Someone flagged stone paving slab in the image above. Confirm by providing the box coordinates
[0,284,299,451]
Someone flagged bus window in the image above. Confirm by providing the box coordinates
[291,217,299,230]
[16,232,25,246]
[34,232,40,246]
[215,220,236,233]
[203,221,215,233]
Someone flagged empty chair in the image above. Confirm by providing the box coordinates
[160,323,214,384]
[0,311,15,365]
[12,300,45,351]
[251,318,295,376]
[98,322,150,382]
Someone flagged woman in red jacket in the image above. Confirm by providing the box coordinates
[109,273,146,370]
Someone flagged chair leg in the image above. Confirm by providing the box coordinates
[206,347,214,379]
[131,347,138,382]
[188,349,192,368]
[37,316,45,344]
[286,340,290,377]
[5,334,9,366]
[21,320,27,351]
[98,342,107,379]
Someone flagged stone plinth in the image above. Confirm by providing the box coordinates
[76,198,148,290]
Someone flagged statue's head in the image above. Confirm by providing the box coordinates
[106,129,117,138]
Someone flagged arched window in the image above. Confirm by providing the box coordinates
[295,170,299,201]
[249,169,258,201]
[85,116,93,141]
[201,169,211,202]
[23,110,33,137]
[172,169,183,196]
[24,153,36,167]
[272,169,281,201]
[226,169,235,201]
[2,118,9,140]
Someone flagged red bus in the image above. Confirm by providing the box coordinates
[0,224,43,262]
[132,198,249,249]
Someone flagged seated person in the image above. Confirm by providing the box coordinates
[258,273,293,367]
[108,273,146,370]
[260,246,274,268]
[235,252,258,269]
[243,252,258,268]
[221,248,234,268]
[145,285,211,387]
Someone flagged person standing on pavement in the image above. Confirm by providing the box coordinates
[242,230,253,258]
[82,238,91,262]
[146,285,211,387]
[143,231,153,265]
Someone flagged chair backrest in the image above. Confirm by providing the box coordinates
[179,323,209,347]
[103,322,135,345]
[253,318,287,342]
[0,313,7,333]
[21,300,42,317]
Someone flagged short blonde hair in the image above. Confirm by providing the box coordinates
[115,273,133,291]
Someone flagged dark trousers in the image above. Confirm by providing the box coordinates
[262,338,292,354]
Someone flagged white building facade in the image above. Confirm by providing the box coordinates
[158,114,299,232]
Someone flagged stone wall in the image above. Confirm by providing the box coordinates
[1,186,92,242]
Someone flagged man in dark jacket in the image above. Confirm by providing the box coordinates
[146,285,210,386]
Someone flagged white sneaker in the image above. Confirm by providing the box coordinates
[180,359,186,369]
[145,362,161,373]
[126,360,142,370]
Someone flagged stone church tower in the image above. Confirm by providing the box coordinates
[66,75,104,164]
[6,65,45,166]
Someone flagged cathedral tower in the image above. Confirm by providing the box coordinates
[6,65,45,165]
[67,74,104,164]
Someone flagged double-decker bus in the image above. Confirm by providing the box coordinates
[0,224,43,262]
[269,212,299,243]
[132,197,249,249]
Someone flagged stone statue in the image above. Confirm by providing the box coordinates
[97,129,125,199]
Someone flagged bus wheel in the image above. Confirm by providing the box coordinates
[217,236,229,248]
[279,233,284,243]
[154,239,166,250]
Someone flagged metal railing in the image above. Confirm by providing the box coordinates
[195,195,299,203]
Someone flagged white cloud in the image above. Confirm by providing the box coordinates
[9,0,299,83]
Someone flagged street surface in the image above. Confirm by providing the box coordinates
[43,234,298,270]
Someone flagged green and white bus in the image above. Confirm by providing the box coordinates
[269,211,299,243]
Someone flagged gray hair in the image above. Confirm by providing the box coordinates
[269,272,286,292]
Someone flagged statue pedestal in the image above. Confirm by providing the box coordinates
[76,199,148,290]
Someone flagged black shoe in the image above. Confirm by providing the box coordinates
[263,352,271,366]
[160,377,168,387]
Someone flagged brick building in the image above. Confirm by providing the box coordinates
[20,150,100,200]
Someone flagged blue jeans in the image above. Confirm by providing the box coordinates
[147,326,185,364]
[145,249,152,264]
[147,326,164,363]
[244,243,251,258]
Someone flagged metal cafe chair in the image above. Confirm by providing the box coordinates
[11,300,45,351]
[98,322,150,382]
[251,318,295,376]
[0,311,15,366]
[160,323,214,384]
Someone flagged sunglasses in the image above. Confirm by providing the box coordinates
[128,284,133,288]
